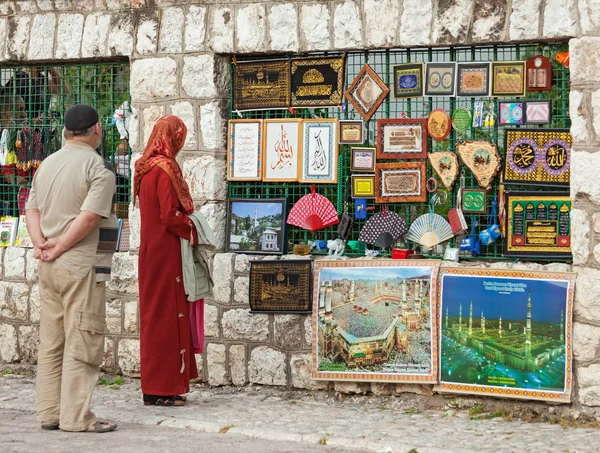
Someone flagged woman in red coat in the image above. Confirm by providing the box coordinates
[134,115,198,407]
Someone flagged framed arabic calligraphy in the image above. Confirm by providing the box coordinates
[344,64,390,121]
[291,57,345,107]
[300,119,338,184]
[233,60,291,111]
[262,119,301,182]
[376,118,427,160]
[502,129,571,187]
[392,63,424,98]
[375,162,427,203]
[227,119,262,181]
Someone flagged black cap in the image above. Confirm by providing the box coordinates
[64,104,99,131]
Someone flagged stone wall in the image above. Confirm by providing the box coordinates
[1,0,600,407]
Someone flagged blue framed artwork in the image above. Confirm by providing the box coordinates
[392,63,424,98]
[300,119,338,184]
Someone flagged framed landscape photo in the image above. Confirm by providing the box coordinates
[225,198,287,255]
[436,267,575,403]
[262,119,301,182]
[339,120,365,145]
[375,161,427,203]
[300,119,338,184]
[376,118,427,160]
[456,63,491,97]
[351,174,376,198]
[392,63,424,98]
[525,101,552,125]
[249,260,312,313]
[350,147,376,172]
[345,64,390,121]
[491,61,526,97]
[312,259,440,383]
[424,62,456,96]
[227,119,262,181]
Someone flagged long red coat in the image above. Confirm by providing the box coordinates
[138,166,199,396]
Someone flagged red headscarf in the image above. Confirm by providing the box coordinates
[133,115,194,214]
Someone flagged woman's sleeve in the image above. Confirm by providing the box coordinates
[156,171,199,243]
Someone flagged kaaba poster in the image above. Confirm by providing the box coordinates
[504,191,571,259]
[249,260,312,313]
[233,60,291,111]
[291,57,345,107]
[503,129,571,186]
[436,267,575,403]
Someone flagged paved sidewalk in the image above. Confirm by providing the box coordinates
[1,374,599,453]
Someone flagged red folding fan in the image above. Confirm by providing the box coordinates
[287,185,339,232]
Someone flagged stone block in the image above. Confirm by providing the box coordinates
[233,276,249,305]
[208,7,234,53]
[236,3,266,53]
[290,353,327,390]
[334,381,367,394]
[170,101,196,149]
[135,12,158,55]
[234,254,250,273]
[102,337,116,372]
[55,14,84,59]
[333,1,362,49]
[222,308,269,342]
[127,105,139,151]
[18,325,39,363]
[0,281,29,321]
[364,0,398,47]
[194,354,204,381]
[128,204,141,251]
[304,315,312,347]
[206,343,229,386]
[4,247,25,279]
[27,14,56,61]
[594,243,600,265]
[395,384,426,394]
[54,0,72,9]
[569,91,588,144]
[472,0,507,42]
[212,253,233,303]
[158,7,184,53]
[123,300,138,334]
[82,13,110,58]
[106,298,122,334]
[577,364,600,406]
[108,12,134,57]
[509,0,542,41]
[579,0,600,34]
[542,0,578,38]
[182,54,227,99]
[0,323,18,362]
[399,0,432,46]
[248,346,286,386]
[571,208,590,265]
[573,322,600,362]
[371,383,393,396]
[181,155,227,201]
[25,249,38,282]
[571,151,600,202]
[142,105,165,147]
[0,2,15,15]
[0,19,7,61]
[268,3,298,52]
[16,1,37,13]
[274,315,303,350]
[117,338,140,377]
[570,37,600,84]
[204,303,219,338]
[106,0,129,9]
[591,90,600,141]
[29,284,40,324]
[6,15,30,60]
[544,263,572,273]
[184,5,206,52]
[199,203,226,250]
[107,252,139,295]
[432,0,473,44]
[130,58,177,102]
[229,344,247,386]
[200,101,227,150]
[299,3,330,51]
[573,267,600,322]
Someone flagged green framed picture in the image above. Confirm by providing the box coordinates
[461,188,487,214]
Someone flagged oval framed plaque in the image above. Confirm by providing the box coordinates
[427,108,451,141]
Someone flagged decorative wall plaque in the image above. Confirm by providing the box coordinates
[456,141,501,190]
[424,63,456,96]
[526,55,552,92]
[291,57,345,107]
[376,118,427,159]
[491,61,526,97]
[233,60,291,110]
[504,191,571,259]
[262,119,301,182]
[428,152,459,190]
[300,119,338,184]
[502,129,571,187]
[375,162,427,203]
[525,101,552,125]
[339,120,365,145]
[456,63,490,97]
[350,147,376,172]
[499,102,524,125]
[351,174,376,198]
[227,119,262,181]
[249,260,312,313]
[392,63,424,98]
[345,64,390,121]
[461,188,487,214]
[427,109,451,141]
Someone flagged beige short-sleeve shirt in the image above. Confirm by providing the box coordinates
[27,140,116,277]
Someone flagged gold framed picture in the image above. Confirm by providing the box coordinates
[262,119,302,182]
[350,147,376,172]
[491,61,526,97]
[233,59,291,110]
[351,174,375,198]
[339,120,365,145]
[227,119,263,181]
[300,119,339,184]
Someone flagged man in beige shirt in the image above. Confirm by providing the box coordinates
[26,104,118,433]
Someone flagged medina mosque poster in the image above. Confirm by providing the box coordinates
[312,260,440,383]
[436,267,575,402]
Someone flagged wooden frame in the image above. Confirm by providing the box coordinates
[300,119,338,184]
[339,120,365,145]
[227,119,263,181]
[262,119,302,182]
[524,100,552,125]
[375,161,427,203]
[424,62,456,96]
[498,101,525,125]
[491,61,526,97]
[392,63,424,98]
[376,118,427,160]
[350,147,376,172]
[312,259,440,383]
[526,54,552,92]
[351,174,376,198]
[344,64,390,121]
[456,62,491,97]
[225,198,287,255]
[436,267,575,403]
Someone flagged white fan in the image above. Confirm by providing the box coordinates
[407,213,454,249]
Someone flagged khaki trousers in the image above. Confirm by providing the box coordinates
[36,261,106,431]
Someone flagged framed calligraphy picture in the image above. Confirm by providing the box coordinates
[344,64,390,121]
[524,101,552,125]
[424,62,456,96]
[262,119,301,182]
[339,120,365,145]
[291,56,345,107]
[300,119,338,184]
[504,191,571,259]
[491,61,526,97]
[233,59,291,110]
[526,55,552,92]
[502,129,571,187]
[456,63,490,97]
[376,118,427,160]
[351,174,376,198]
[499,101,525,125]
[227,119,262,181]
[392,63,424,98]
[350,147,376,172]
[375,162,427,203]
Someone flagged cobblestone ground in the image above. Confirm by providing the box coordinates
[1,374,600,453]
